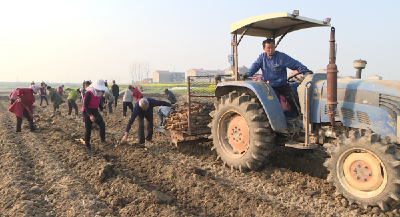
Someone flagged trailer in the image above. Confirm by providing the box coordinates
[157,75,219,146]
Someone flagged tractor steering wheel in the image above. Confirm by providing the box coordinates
[287,70,314,83]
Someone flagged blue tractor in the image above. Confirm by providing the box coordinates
[210,12,400,210]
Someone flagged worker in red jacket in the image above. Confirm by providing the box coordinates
[133,86,143,101]
[8,85,40,132]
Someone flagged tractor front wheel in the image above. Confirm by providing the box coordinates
[324,129,400,210]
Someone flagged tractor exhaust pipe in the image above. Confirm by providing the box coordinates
[326,27,339,127]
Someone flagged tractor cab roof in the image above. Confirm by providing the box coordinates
[231,12,331,39]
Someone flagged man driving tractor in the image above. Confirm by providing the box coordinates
[242,38,309,116]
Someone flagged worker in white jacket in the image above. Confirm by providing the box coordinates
[102,90,115,114]
[119,85,134,117]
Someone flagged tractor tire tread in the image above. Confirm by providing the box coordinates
[209,92,275,172]
[325,130,400,211]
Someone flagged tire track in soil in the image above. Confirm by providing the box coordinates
[111,143,278,216]
[123,143,311,216]
[141,141,373,216]
[0,101,112,216]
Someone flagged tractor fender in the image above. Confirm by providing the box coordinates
[215,81,287,131]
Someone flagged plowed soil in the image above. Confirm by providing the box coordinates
[0,93,399,216]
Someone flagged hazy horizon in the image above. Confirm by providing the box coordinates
[1,0,400,83]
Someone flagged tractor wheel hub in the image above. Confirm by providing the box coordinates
[227,115,249,154]
[343,152,383,191]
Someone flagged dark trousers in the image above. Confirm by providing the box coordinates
[16,110,35,132]
[101,96,105,106]
[80,90,85,102]
[40,95,49,106]
[11,99,15,105]
[114,95,119,107]
[108,101,113,114]
[83,110,106,148]
[122,102,133,116]
[53,104,60,112]
[138,113,153,144]
[272,84,301,115]
[68,99,78,115]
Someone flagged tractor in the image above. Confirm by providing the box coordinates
[210,12,400,210]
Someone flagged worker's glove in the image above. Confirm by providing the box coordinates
[241,74,249,81]
[18,98,21,102]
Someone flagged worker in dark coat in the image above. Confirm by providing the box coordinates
[47,86,64,114]
[111,80,119,108]
[121,98,176,145]
[8,85,40,132]
[164,88,177,104]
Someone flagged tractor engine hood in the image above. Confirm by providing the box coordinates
[331,79,400,97]
[321,79,400,121]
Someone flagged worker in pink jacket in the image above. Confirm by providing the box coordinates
[81,79,109,151]
[9,88,19,105]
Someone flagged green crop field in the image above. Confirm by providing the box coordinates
[0,82,217,95]
[133,83,187,94]
[0,82,82,92]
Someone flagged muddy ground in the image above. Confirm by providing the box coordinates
[0,92,399,217]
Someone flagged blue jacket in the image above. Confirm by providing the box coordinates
[245,51,308,88]
[125,97,171,132]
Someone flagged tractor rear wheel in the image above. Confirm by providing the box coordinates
[324,129,400,210]
[209,93,275,172]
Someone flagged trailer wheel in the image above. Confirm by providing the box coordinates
[209,93,275,172]
[324,129,400,211]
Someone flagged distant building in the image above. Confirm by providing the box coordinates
[224,66,249,75]
[369,75,382,80]
[153,70,170,83]
[152,70,185,83]
[138,78,153,84]
[187,68,225,77]
[171,72,185,83]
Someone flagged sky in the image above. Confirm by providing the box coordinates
[1,0,400,83]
